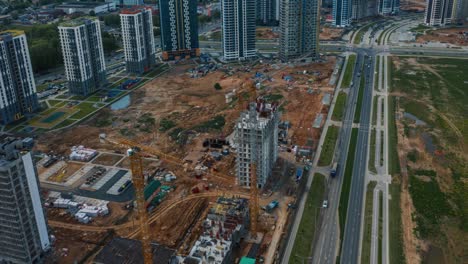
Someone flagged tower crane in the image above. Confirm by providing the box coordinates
[99,135,154,264]
[235,81,260,238]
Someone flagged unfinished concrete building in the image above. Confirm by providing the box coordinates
[0,136,50,263]
[183,197,249,264]
[235,102,280,188]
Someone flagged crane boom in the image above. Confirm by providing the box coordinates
[101,135,234,185]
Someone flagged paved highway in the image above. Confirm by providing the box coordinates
[340,51,375,263]
[311,51,366,264]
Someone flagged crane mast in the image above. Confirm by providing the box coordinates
[127,148,153,264]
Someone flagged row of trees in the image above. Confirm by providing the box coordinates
[7,23,119,73]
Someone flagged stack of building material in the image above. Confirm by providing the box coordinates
[69,146,98,162]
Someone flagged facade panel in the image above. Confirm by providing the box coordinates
[222,0,256,61]
[121,7,156,74]
[279,0,319,61]
[0,32,39,125]
[160,0,200,61]
[0,137,49,263]
[59,18,107,96]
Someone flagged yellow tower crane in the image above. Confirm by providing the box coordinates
[100,135,153,264]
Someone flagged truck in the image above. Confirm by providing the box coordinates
[330,162,338,177]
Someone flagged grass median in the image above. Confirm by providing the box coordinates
[289,173,326,264]
[354,71,366,123]
[361,181,377,264]
[341,55,357,88]
[338,128,358,243]
[332,92,347,121]
[318,125,339,166]
[389,184,406,264]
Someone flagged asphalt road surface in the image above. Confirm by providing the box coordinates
[311,51,365,264]
[340,51,376,263]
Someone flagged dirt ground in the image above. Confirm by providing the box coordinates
[417,27,468,46]
[256,27,279,40]
[46,227,111,264]
[400,0,426,11]
[92,153,124,166]
[150,198,208,248]
[320,26,344,40]
[36,57,336,184]
[44,161,84,183]
[36,57,337,260]
[47,201,132,227]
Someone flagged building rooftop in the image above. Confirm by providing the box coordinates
[0,134,34,165]
[57,1,110,8]
[58,16,98,27]
[0,29,25,39]
[120,6,151,15]
[237,101,280,130]
[94,237,176,264]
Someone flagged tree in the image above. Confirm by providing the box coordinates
[89,10,96,16]
[214,83,222,90]
[211,10,221,20]
[103,14,120,27]
[152,15,160,27]
[101,32,119,54]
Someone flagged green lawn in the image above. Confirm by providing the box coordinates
[389,184,406,264]
[318,125,339,166]
[361,181,377,264]
[48,100,62,106]
[332,92,347,121]
[341,55,357,88]
[339,128,358,243]
[354,69,366,123]
[70,102,100,119]
[410,24,431,33]
[378,192,383,264]
[369,129,377,173]
[353,23,374,44]
[374,56,380,90]
[289,173,326,264]
[372,97,378,126]
[53,119,76,129]
[143,64,169,78]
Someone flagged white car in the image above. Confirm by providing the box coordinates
[322,200,328,208]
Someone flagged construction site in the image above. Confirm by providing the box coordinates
[36,55,341,263]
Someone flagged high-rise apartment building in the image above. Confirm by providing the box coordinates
[0,136,50,263]
[352,0,368,19]
[424,0,455,26]
[221,0,256,61]
[59,17,107,96]
[0,31,39,125]
[257,0,279,25]
[378,0,399,15]
[160,0,200,61]
[453,0,468,21]
[333,0,351,27]
[279,0,319,61]
[235,102,279,188]
[120,7,156,74]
